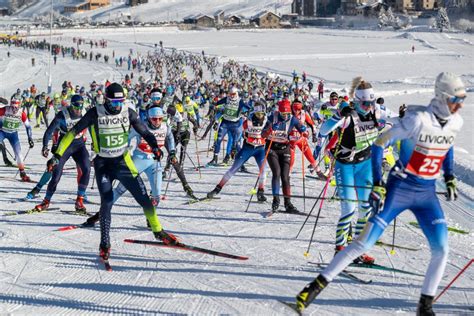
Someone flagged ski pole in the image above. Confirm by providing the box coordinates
[193,132,202,179]
[162,162,174,200]
[15,147,31,179]
[295,184,327,239]
[185,150,198,170]
[304,118,348,256]
[244,136,273,213]
[434,258,473,303]
[206,129,212,158]
[266,193,367,203]
[390,218,397,255]
[301,142,306,213]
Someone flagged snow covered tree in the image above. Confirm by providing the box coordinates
[378,7,388,28]
[436,7,450,32]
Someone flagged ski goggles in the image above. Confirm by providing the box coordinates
[357,100,375,110]
[448,95,466,104]
[71,100,84,110]
[151,95,161,102]
[108,98,125,107]
[149,116,164,123]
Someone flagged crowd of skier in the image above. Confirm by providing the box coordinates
[0,39,467,315]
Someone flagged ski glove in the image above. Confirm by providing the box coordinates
[152,147,163,161]
[193,125,199,135]
[312,133,317,143]
[369,184,387,214]
[169,150,178,165]
[28,138,34,149]
[445,175,457,201]
[41,146,50,158]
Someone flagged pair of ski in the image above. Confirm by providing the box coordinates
[184,196,221,205]
[409,221,469,234]
[309,261,424,278]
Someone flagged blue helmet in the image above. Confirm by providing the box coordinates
[148,106,165,119]
[70,94,84,109]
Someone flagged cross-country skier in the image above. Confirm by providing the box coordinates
[262,99,306,212]
[206,101,268,201]
[0,98,34,181]
[30,94,90,213]
[50,83,178,261]
[294,72,466,316]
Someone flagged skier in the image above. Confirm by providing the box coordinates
[262,99,306,212]
[34,92,49,128]
[207,102,268,201]
[30,95,90,213]
[208,87,249,165]
[294,72,466,315]
[0,98,34,181]
[50,83,178,261]
[315,77,380,264]
[112,106,175,206]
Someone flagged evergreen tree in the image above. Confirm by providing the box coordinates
[436,7,450,32]
[378,7,388,28]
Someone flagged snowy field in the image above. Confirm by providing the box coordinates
[0,26,473,315]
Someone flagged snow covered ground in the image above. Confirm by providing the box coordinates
[0,26,472,315]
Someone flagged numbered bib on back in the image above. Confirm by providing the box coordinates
[405,112,456,179]
[223,99,240,122]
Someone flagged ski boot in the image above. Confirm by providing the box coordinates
[26,187,40,200]
[284,198,299,213]
[257,188,267,202]
[34,198,50,212]
[296,274,329,313]
[222,154,230,165]
[84,212,99,227]
[99,244,110,261]
[353,253,375,265]
[207,185,222,199]
[272,196,280,211]
[75,196,87,215]
[151,196,159,207]
[416,294,435,316]
[208,154,218,166]
[334,245,345,256]
[154,230,179,245]
[4,158,14,167]
[184,184,198,200]
[308,164,315,174]
[20,170,31,182]
[239,164,249,173]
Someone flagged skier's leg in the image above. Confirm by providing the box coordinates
[354,159,373,239]
[218,145,253,188]
[334,161,357,247]
[44,145,74,201]
[71,145,90,198]
[412,190,448,297]
[95,158,115,249]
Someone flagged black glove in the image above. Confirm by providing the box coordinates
[321,104,327,111]
[41,146,49,158]
[445,175,457,201]
[193,125,199,135]
[169,150,178,165]
[312,133,317,143]
[399,104,407,118]
[28,138,34,148]
[340,106,352,118]
[152,147,163,161]
[212,122,219,131]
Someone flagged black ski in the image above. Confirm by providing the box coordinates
[312,262,424,277]
[124,239,249,260]
[184,196,221,205]
[375,240,421,251]
[309,262,372,284]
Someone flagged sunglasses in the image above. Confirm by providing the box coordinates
[330,98,338,101]
[72,101,83,109]
[150,117,163,122]
[448,95,466,104]
[359,100,375,108]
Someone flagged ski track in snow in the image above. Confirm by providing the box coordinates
[0,26,472,315]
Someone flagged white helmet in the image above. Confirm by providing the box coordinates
[433,72,466,119]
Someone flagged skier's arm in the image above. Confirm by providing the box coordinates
[442,147,454,179]
[166,124,176,153]
[21,112,33,140]
[42,112,62,148]
[55,108,97,157]
[371,114,418,185]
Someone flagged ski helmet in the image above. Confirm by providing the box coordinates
[376,97,384,105]
[229,86,239,101]
[10,99,21,113]
[433,72,466,119]
[147,106,165,129]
